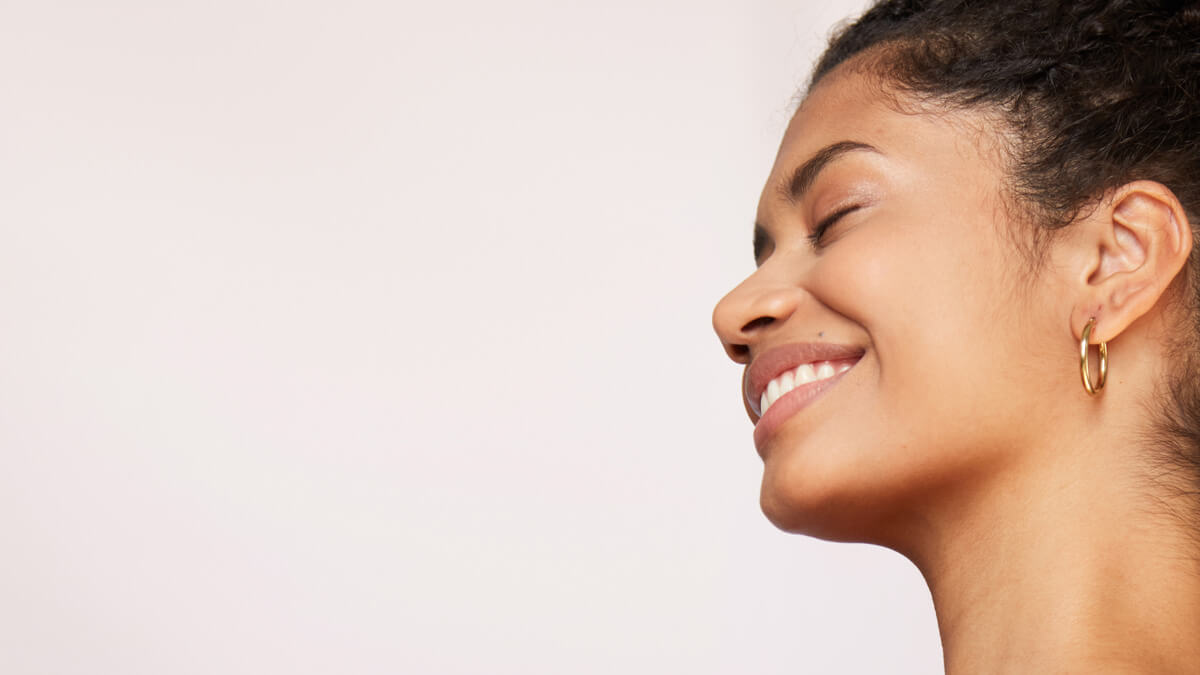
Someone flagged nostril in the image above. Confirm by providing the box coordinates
[741,316,774,334]
[723,316,774,361]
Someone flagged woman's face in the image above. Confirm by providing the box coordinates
[713,70,1070,544]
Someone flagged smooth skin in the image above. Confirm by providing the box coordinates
[713,65,1200,674]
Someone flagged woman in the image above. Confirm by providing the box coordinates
[712,1,1200,672]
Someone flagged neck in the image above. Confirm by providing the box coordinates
[905,435,1200,674]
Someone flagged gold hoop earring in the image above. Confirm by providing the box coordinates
[1079,318,1108,396]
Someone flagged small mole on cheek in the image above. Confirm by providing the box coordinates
[818,331,825,338]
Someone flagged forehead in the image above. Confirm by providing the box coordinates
[759,71,1005,219]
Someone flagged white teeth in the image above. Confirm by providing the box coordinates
[766,378,781,408]
[795,363,817,385]
[758,359,854,416]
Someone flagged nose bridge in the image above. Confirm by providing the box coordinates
[712,264,806,361]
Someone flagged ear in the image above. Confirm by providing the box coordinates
[1067,181,1193,343]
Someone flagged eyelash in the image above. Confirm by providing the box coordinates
[808,204,860,247]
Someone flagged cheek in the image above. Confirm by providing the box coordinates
[812,220,1014,439]
[817,221,984,350]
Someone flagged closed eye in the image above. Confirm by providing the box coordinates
[808,204,861,248]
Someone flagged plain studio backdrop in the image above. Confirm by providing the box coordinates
[1,1,942,673]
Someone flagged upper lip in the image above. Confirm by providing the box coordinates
[745,342,866,414]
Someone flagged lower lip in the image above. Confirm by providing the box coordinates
[752,365,855,455]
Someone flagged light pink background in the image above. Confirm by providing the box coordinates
[0,1,940,672]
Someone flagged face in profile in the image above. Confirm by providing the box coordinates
[713,69,1075,547]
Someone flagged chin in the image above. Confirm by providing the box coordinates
[757,447,920,545]
[759,457,862,541]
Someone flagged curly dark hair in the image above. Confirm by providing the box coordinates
[810,0,1200,525]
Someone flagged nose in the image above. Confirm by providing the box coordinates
[712,272,804,364]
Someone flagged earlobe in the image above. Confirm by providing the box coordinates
[1071,181,1193,344]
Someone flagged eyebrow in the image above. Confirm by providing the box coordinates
[781,140,880,204]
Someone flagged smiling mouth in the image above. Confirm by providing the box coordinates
[757,360,855,417]
[745,342,866,418]
[748,351,862,453]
